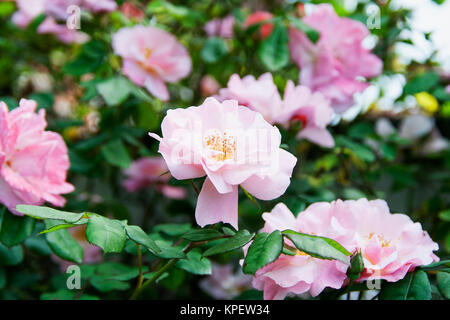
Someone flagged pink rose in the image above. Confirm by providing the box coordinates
[219,73,334,147]
[38,17,89,44]
[200,75,220,97]
[204,15,235,39]
[251,203,349,300]
[289,4,382,112]
[150,97,297,229]
[12,0,47,28]
[112,25,192,101]
[123,157,187,200]
[0,99,74,215]
[199,263,252,299]
[299,199,439,283]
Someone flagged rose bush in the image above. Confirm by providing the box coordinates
[0,0,448,302]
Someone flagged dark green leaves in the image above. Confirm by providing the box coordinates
[201,37,228,64]
[45,220,83,264]
[436,272,450,299]
[96,76,136,106]
[380,270,431,300]
[203,230,254,257]
[63,40,107,76]
[86,215,127,253]
[0,211,35,247]
[243,231,283,275]
[282,230,351,264]
[288,16,320,43]
[100,139,132,169]
[125,225,161,254]
[403,72,439,95]
[258,23,289,71]
[182,229,223,241]
[176,250,211,275]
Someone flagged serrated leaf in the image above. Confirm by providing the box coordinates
[203,230,254,257]
[176,250,211,275]
[258,22,289,71]
[152,240,186,259]
[379,270,431,300]
[86,215,126,253]
[125,225,161,254]
[243,230,283,275]
[0,211,35,247]
[182,229,223,241]
[15,205,86,224]
[45,220,83,264]
[282,230,351,264]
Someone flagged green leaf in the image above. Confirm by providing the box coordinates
[380,270,431,300]
[182,229,223,241]
[154,223,192,237]
[101,139,132,169]
[63,40,107,76]
[0,211,35,247]
[125,225,161,254]
[39,223,81,235]
[0,243,23,266]
[438,210,450,222]
[176,250,211,275]
[201,37,228,64]
[380,142,397,161]
[90,276,130,292]
[404,72,439,95]
[153,240,186,259]
[336,136,376,162]
[95,262,147,281]
[282,230,351,264]
[436,272,450,299]
[96,76,135,106]
[0,266,5,290]
[258,22,289,71]
[86,215,127,253]
[421,259,450,270]
[15,205,86,224]
[347,251,364,281]
[288,16,320,43]
[45,220,83,264]
[203,230,254,257]
[243,231,283,275]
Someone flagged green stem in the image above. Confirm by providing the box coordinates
[130,244,144,300]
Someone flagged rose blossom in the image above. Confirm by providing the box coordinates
[150,97,297,229]
[0,99,74,214]
[244,11,274,39]
[199,263,252,299]
[219,73,334,147]
[298,199,439,282]
[289,4,382,112]
[204,15,235,39]
[250,203,349,300]
[123,157,187,200]
[112,25,192,101]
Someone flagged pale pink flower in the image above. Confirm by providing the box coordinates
[0,99,74,215]
[218,73,283,124]
[123,157,186,200]
[289,4,382,112]
[38,17,89,44]
[250,203,349,300]
[150,97,297,229]
[199,263,252,299]
[83,0,117,12]
[200,75,221,97]
[299,199,439,283]
[12,0,47,28]
[219,73,334,147]
[112,25,192,101]
[204,15,235,39]
[446,85,450,94]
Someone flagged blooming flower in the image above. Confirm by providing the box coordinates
[150,97,297,229]
[0,99,74,214]
[289,4,382,112]
[12,0,116,44]
[199,263,252,299]
[244,11,274,39]
[123,157,187,200]
[298,199,439,282]
[204,15,235,39]
[200,75,221,97]
[219,73,334,147]
[250,203,349,300]
[112,25,192,101]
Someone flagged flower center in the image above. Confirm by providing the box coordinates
[367,232,391,248]
[138,48,157,74]
[204,130,236,162]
